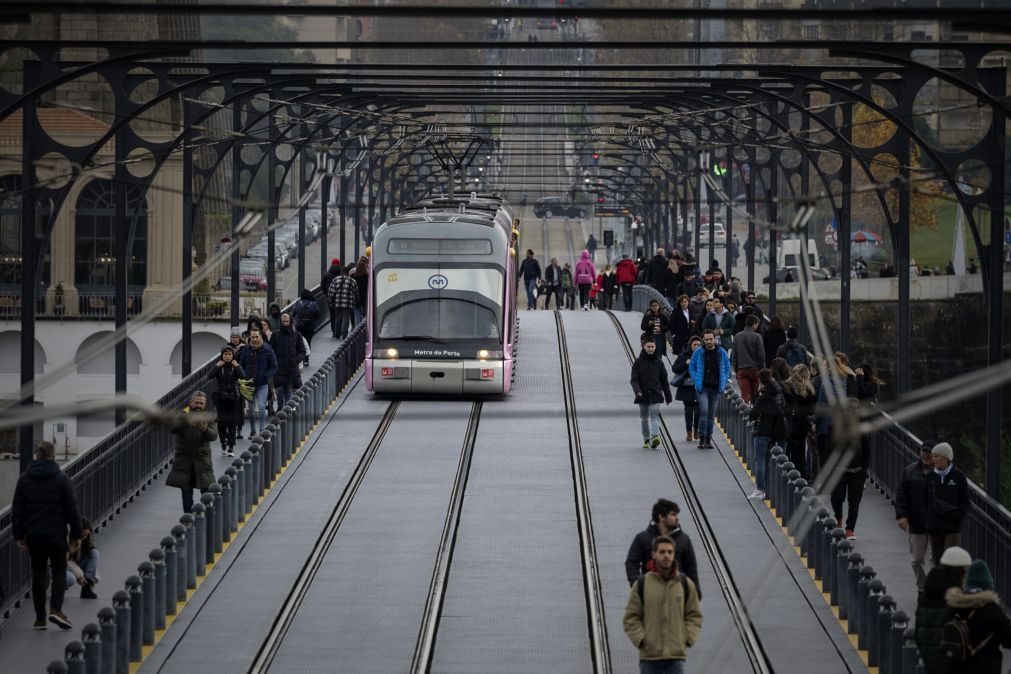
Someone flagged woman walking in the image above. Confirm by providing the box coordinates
[672,336,702,443]
[209,346,245,457]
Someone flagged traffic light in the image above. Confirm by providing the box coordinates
[712,161,728,176]
[597,195,605,204]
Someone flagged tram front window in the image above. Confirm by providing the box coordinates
[378,297,500,341]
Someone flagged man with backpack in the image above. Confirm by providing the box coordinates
[624,535,703,673]
[777,327,810,368]
[942,559,1011,673]
[291,288,320,365]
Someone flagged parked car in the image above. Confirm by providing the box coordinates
[698,222,727,246]
[238,259,268,290]
[762,266,831,284]
[533,196,587,219]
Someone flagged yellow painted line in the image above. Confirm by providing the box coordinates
[127,368,360,673]
[713,418,872,668]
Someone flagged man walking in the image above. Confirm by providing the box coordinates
[238,329,278,438]
[895,440,936,589]
[616,254,638,311]
[689,330,731,449]
[630,334,673,449]
[165,392,218,513]
[518,249,541,310]
[327,265,358,339]
[12,441,82,630]
[925,441,970,565]
[701,296,735,351]
[543,257,563,309]
[625,499,701,597]
[731,314,765,404]
[624,536,703,674]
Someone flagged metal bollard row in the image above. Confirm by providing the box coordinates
[55,341,363,673]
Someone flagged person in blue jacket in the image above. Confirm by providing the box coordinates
[688,330,731,449]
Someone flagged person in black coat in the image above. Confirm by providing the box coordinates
[945,559,1011,674]
[12,441,83,630]
[646,249,669,291]
[895,442,936,589]
[926,442,971,565]
[640,299,670,359]
[624,498,701,597]
[668,295,694,355]
[269,312,307,408]
[672,337,702,442]
[208,345,246,457]
[321,257,342,335]
[917,546,971,674]
[763,316,787,367]
[630,333,673,449]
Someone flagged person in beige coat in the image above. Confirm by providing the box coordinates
[624,535,703,673]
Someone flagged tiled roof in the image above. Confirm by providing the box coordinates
[0,108,111,144]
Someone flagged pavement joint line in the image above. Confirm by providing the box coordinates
[715,419,873,670]
[125,363,361,673]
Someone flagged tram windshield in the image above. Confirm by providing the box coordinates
[375,266,504,341]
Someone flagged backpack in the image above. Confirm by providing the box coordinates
[298,300,315,322]
[941,610,992,664]
[637,573,689,605]
[782,341,807,368]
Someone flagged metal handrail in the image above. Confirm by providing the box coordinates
[0,286,334,620]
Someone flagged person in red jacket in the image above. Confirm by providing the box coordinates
[616,254,638,311]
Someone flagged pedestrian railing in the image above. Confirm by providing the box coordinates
[0,286,334,627]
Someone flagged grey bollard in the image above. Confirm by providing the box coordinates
[172,522,190,595]
[834,539,853,616]
[191,503,207,577]
[200,493,216,563]
[819,518,837,584]
[771,454,789,507]
[796,487,817,550]
[113,589,131,672]
[276,410,289,463]
[82,622,102,674]
[265,424,281,480]
[125,576,143,662]
[777,463,796,517]
[179,513,196,590]
[864,579,885,655]
[810,509,830,572]
[828,529,846,602]
[149,549,166,630]
[846,552,864,634]
[248,444,262,501]
[207,484,223,554]
[231,459,246,523]
[856,566,877,647]
[138,561,155,646]
[47,661,68,674]
[902,626,919,674]
[890,610,909,674]
[284,403,297,459]
[784,470,802,521]
[258,430,273,484]
[221,473,236,536]
[66,641,86,674]
[160,537,177,616]
[98,606,117,674]
[788,478,808,534]
[873,594,896,668]
[240,451,253,512]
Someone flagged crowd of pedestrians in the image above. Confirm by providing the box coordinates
[516,245,626,311]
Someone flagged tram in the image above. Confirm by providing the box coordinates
[365,193,517,395]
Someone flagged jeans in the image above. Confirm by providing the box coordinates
[683,403,699,434]
[249,384,269,434]
[736,368,760,404]
[524,278,538,309]
[640,660,685,674]
[652,334,667,358]
[66,549,101,589]
[332,307,352,338]
[696,388,721,439]
[639,402,662,441]
[753,435,771,492]
[277,384,294,408]
[830,470,867,531]
[352,306,363,326]
[909,533,930,590]
[622,283,634,310]
[28,537,67,620]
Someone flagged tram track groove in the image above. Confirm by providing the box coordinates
[555,310,612,674]
[248,400,400,674]
[605,311,773,674]
[411,401,483,673]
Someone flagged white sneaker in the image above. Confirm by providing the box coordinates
[747,490,766,500]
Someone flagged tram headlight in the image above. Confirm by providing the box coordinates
[386,348,398,359]
[478,349,489,360]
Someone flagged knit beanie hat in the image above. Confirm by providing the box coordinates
[965,559,994,591]
[939,546,972,568]
[932,442,954,461]
[331,258,341,266]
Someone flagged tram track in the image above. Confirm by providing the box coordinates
[554,310,612,674]
[604,310,773,674]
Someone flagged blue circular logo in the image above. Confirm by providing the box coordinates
[427,274,449,290]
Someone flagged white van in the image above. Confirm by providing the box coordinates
[778,238,820,270]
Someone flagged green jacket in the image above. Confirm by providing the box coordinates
[623,571,702,661]
[165,411,218,490]
[701,310,736,350]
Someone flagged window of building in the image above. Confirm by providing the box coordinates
[0,174,53,289]
[74,179,148,289]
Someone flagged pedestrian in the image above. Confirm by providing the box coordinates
[700,296,734,351]
[688,330,731,450]
[926,442,970,565]
[895,441,936,589]
[327,264,358,339]
[165,391,218,514]
[269,312,306,407]
[65,518,99,600]
[291,288,320,363]
[561,262,576,310]
[12,440,83,630]
[731,314,765,404]
[776,327,810,368]
[238,329,278,438]
[321,257,342,326]
[208,345,245,457]
[625,499,701,596]
[586,233,598,261]
[747,369,786,500]
[647,247,668,292]
[598,264,617,311]
[575,250,596,310]
[829,397,869,541]
[916,546,972,674]
[266,302,282,333]
[544,257,563,309]
[782,364,817,479]
[623,535,703,674]
[672,336,702,443]
[588,281,600,309]
[351,256,369,325]
[814,353,856,483]
[741,290,765,327]
[688,288,709,334]
[763,316,787,368]
[641,299,670,358]
[944,559,1011,674]
[518,249,542,310]
[668,295,694,355]
[616,253,638,311]
[631,332,673,449]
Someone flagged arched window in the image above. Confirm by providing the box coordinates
[0,174,53,290]
[74,179,148,289]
